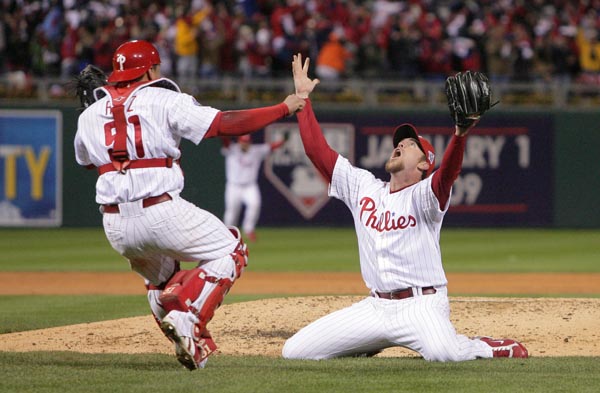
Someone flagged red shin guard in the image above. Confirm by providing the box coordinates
[194,278,232,327]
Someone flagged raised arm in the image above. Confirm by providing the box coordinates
[293,54,339,182]
[432,70,495,208]
[430,127,471,209]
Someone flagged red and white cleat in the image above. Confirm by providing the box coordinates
[246,231,257,242]
[161,311,217,370]
[476,336,529,358]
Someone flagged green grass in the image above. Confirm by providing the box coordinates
[440,228,600,272]
[0,294,274,334]
[0,228,126,271]
[0,353,598,393]
[0,295,148,333]
[1,227,599,392]
[1,227,599,272]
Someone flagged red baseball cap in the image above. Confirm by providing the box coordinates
[238,134,251,143]
[393,123,435,178]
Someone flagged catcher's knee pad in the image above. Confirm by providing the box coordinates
[159,267,209,313]
[228,226,248,278]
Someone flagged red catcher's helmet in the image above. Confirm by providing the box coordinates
[107,40,161,83]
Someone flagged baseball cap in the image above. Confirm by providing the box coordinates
[392,123,435,178]
[238,134,251,143]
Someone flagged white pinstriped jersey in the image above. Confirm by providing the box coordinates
[329,156,449,291]
[74,78,219,204]
[221,144,271,185]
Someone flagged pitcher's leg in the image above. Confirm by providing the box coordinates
[283,297,389,360]
[390,289,492,361]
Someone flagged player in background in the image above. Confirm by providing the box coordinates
[282,54,528,361]
[74,40,305,370]
[220,134,287,242]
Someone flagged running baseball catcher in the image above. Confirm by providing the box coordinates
[73,64,108,109]
[445,70,497,128]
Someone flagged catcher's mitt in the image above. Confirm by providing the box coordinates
[445,71,496,128]
[73,64,107,109]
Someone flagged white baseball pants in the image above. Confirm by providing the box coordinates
[102,195,238,286]
[282,287,493,361]
[223,182,261,235]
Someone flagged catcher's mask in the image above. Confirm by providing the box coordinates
[393,123,435,178]
[108,40,161,83]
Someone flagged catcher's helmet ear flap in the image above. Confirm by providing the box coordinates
[108,40,161,83]
[393,123,436,178]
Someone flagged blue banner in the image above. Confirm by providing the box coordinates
[0,110,62,226]
[259,112,553,227]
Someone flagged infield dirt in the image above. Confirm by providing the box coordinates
[1,272,599,358]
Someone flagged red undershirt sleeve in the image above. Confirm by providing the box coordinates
[204,103,290,138]
[269,140,285,151]
[431,134,467,209]
[220,136,231,148]
[296,99,339,182]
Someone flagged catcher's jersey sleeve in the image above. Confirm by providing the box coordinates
[329,156,449,291]
[167,93,220,145]
[74,83,219,204]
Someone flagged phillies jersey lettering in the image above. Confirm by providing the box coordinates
[359,197,417,232]
[329,156,449,290]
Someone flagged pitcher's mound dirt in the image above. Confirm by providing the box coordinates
[1,296,598,357]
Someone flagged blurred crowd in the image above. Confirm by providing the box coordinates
[2,0,600,89]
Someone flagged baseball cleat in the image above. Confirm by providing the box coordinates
[246,231,257,242]
[161,311,205,370]
[476,336,529,358]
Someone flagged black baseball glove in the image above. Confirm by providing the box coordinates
[445,71,496,128]
[73,64,107,110]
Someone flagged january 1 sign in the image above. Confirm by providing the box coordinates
[0,110,62,226]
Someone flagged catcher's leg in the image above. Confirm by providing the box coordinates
[158,227,248,369]
[159,227,247,325]
[144,261,181,328]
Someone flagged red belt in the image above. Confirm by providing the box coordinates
[375,286,437,300]
[95,158,178,175]
[102,193,172,214]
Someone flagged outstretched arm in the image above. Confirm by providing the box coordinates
[205,95,305,138]
[269,140,285,151]
[269,132,291,151]
[293,54,338,182]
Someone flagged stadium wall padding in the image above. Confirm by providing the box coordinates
[0,102,596,228]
